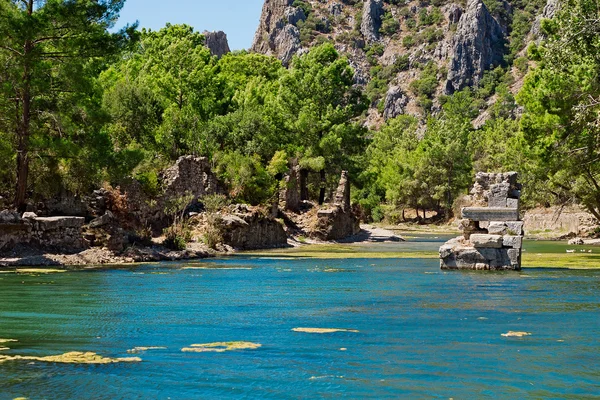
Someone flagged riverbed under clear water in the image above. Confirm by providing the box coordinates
[1,242,599,398]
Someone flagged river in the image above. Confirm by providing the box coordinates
[0,240,599,398]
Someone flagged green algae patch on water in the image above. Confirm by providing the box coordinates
[127,346,167,354]
[182,342,262,353]
[522,252,600,269]
[0,351,141,364]
[15,268,66,274]
[292,328,359,334]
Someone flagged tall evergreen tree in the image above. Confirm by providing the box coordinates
[0,0,134,210]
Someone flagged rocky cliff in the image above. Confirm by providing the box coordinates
[204,31,231,58]
[251,0,555,125]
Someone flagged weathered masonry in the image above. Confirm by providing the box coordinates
[440,172,524,270]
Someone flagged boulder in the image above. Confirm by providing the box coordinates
[445,0,506,93]
[383,86,409,120]
[568,237,585,245]
[220,206,287,250]
[311,205,360,241]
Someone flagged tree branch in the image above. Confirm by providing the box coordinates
[0,45,23,56]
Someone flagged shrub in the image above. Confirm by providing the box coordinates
[380,12,400,36]
[202,194,229,213]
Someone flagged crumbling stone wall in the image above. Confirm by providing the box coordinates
[0,211,86,253]
[440,172,524,270]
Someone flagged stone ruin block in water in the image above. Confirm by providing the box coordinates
[441,172,524,271]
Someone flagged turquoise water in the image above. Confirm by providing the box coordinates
[1,256,599,399]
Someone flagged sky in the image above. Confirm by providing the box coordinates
[116,0,265,50]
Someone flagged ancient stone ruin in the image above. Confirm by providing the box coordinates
[0,210,85,253]
[440,172,524,270]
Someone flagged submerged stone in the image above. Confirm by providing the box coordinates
[181,342,262,353]
[127,346,167,354]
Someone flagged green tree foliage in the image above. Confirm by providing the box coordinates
[518,0,600,219]
[278,44,368,204]
[101,24,218,159]
[0,0,135,209]
[366,93,473,217]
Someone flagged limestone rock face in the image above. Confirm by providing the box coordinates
[383,86,409,120]
[361,0,384,44]
[273,24,302,65]
[203,31,231,58]
[445,0,506,94]
[530,0,560,39]
[445,3,464,25]
[251,0,304,65]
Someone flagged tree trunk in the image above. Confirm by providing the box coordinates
[318,169,326,205]
[14,27,33,212]
[299,169,309,201]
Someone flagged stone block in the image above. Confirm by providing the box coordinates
[508,248,521,265]
[454,248,487,267]
[34,216,85,231]
[488,221,507,235]
[503,235,523,249]
[506,198,519,209]
[470,234,503,248]
[461,207,519,222]
[505,221,524,235]
[488,183,510,207]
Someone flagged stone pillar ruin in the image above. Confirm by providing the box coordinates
[440,172,524,270]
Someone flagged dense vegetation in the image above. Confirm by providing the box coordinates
[0,0,598,223]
